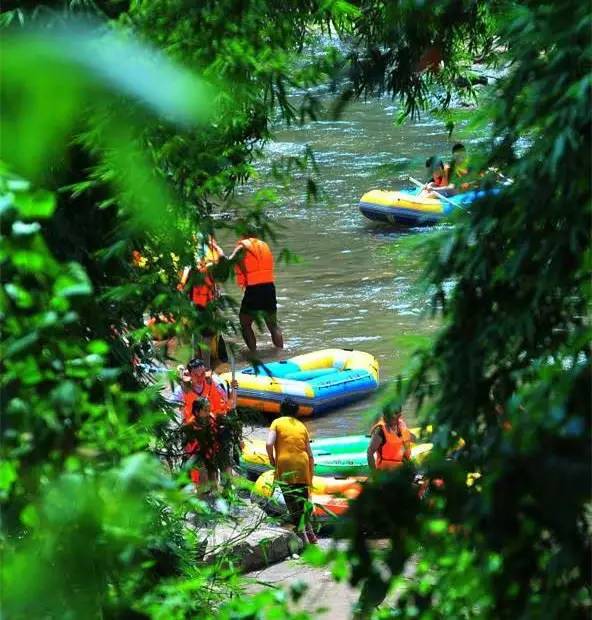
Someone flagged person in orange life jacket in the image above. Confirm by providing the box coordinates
[421,156,453,198]
[174,358,233,421]
[367,409,413,471]
[176,358,239,476]
[183,397,219,488]
[179,235,225,368]
[229,232,284,352]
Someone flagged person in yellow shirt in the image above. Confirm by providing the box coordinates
[266,399,317,545]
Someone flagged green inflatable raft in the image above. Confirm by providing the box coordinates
[240,432,432,478]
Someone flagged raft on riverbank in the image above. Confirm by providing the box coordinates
[240,433,433,479]
[222,349,379,416]
[252,469,362,521]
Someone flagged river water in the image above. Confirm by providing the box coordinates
[229,97,461,438]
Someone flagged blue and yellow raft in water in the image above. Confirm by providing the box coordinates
[359,187,493,226]
[222,348,379,416]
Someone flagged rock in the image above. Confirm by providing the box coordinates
[187,498,303,572]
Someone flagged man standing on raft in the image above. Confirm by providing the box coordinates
[230,231,284,352]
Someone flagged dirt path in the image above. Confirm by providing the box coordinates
[245,537,360,619]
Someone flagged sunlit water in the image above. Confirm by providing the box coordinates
[222,97,466,437]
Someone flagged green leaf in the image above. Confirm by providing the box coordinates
[1,25,215,179]
[4,283,34,308]
[53,264,92,298]
[11,221,41,236]
[331,551,350,582]
[20,504,40,528]
[289,580,308,603]
[13,190,56,219]
[4,331,39,358]
[51,381,80,412]
[427,519,448,535]
[0,461,18,494]
[87,340,109,355]
[303,543,327,566]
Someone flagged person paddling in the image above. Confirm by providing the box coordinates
[229,231,284,352]
[422,156,453,198]
[367,409,413,471]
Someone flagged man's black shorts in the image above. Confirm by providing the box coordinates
[240,283,278,315]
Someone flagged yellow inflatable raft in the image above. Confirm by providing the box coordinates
[359,188,496,226]
[222,348,379,416]
[253,469,362,519]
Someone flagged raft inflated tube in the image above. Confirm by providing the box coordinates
[252,469,361,520]
[240,433,433,478]
[359,187,497,226]
[221,349,379,416]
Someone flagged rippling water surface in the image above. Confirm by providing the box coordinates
[228,97,464,437]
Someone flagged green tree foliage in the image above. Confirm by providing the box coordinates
[336,0,500,117]
[127,0,339,209]
[0,25,305,619]
[337,1,592,617]
[2,0,590,618]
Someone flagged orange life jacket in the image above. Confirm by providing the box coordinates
[183,384,227,487]
[370,418,412,470]
[234,238,274,288]
[185,267,217,308]
[183,381,229,421]
[179,242,222,308]
[184,412,218,457]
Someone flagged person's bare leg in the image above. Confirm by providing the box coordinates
[240,312,257,352]
[305,522,318,544]
[264,313,284,349]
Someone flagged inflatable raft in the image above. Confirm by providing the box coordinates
[252,469,362,520]
[359,187,493,226]
[240,433,433,479]
[222,349,379,416]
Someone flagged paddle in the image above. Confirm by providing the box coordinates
[228,347,238,410]
[408,176,468,211]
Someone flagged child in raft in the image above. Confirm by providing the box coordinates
[421,156,454,198]
[423,146,477,198]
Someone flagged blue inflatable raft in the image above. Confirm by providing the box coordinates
[221,349,379,416]
[359,187,494,225]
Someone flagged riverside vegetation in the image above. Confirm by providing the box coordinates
[1,1,590,618]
